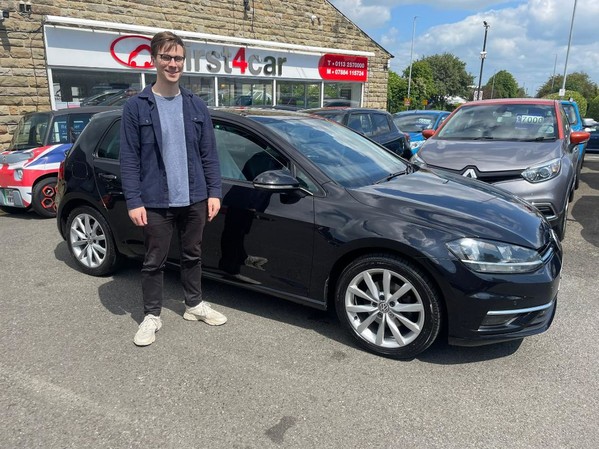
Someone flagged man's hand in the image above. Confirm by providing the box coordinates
[207,197,221,222]
[128,206,147,226]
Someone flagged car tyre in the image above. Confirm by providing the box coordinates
[66,206,120,276]
[554,201,568,241]
[0,205,29,214]
[335,254,441,359]
[31,177,58,218]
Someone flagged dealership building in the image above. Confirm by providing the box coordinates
[0,0,393,146]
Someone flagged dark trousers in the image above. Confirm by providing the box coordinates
[141,201,207,316]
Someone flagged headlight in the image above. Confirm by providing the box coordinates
[14,169,23,181]
[447,238,543,273]
[410,153,426,166]
[521,158,561,183]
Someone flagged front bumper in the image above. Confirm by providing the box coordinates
[448,297,557,346]
[441,235,562,347]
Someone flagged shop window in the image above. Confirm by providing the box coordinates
[276,81,320,109]
[181,75,216,106]
[52,69,142,109]
[323,82,361,107]
[219,78,273,107]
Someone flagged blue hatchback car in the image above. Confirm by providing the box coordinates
[393,110,450,155]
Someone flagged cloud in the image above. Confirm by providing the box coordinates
[330,0,599,90]
[329,0,391,29]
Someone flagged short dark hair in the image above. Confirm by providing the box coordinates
[151,31,185,58]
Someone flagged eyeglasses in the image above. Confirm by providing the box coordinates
[157,54,185,63]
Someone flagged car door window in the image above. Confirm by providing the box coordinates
[371,113,391,137]
[213,123,287,182]
[69,114,94,142]
[96,122,120,160]
[348,113,373,136]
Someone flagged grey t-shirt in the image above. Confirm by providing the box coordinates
[154,92,190,207]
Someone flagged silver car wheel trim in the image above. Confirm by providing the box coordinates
[69,213,107,269]
[345,268,425,348]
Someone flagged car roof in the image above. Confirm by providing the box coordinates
[22,106,121,118]
[395,110,449,115]
[463,98,559,107]
[303,107,391,114]
[91,106,315,122]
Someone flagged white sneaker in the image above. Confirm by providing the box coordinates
[133,314,162,346]
[183,302,227,325]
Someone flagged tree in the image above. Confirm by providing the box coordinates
[418,53,474,108]
[586,95,599,121]
[536,71,598,101]
[387,70,407,114]
[402,60,436,109]
[482,70,519,99]
[543,90,588,116]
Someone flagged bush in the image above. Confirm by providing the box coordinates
[543,90,588,116]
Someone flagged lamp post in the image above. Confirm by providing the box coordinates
[407,16,417,109]
[560,0,578,97]
[475,21,490,100]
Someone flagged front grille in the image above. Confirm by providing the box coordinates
[428,164,523,183]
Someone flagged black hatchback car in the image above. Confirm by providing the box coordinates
[56,108,562,359]
[304,107,411,159]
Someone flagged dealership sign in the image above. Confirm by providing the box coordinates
[318,54,368,82]
[45,27,370,82]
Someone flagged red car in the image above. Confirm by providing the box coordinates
[0,106,114,217]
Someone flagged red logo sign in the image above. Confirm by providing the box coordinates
[318,54,368,82]
[110,35,153,69]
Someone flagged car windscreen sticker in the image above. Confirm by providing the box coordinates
[515,114,545,129]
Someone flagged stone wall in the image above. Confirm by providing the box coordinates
[0,0,392,146]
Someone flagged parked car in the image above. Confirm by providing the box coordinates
[393,110,450,155]
[0,106,117,217]
[585,121,599,151]
[304,107,411,158]
[97,88,138,107]
[56,108,562,359]
[80,89,123,106]
[412,98,590,240]
[561,99,587,168]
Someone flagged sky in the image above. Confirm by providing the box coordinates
[329,0,599,97]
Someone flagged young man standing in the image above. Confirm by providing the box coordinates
[120,31,226,346]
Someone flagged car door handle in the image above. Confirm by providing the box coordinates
[98,173,117,181]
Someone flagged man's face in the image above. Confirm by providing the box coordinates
[152,44,185,85]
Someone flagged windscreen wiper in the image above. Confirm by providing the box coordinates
[375,167,411,184]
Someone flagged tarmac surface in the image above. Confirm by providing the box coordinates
[1,156,598,448]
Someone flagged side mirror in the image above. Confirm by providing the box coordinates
[253,169,300,192]
[422,129,435,139]
[569,131,590,149]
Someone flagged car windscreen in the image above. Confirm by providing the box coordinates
[393,114,436,133]
[435,104,557,141]
[251,115,408,188]
[8,112,52,151]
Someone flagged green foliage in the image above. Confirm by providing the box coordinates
[419,53,474,108]
[586,96,599,121]
[536,72,598,102]
[401,60,436,110]
[387,71,408,113]
[482,70,519,99]
[543,90,588,116]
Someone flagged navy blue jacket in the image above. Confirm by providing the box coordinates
[120,84,221,210]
